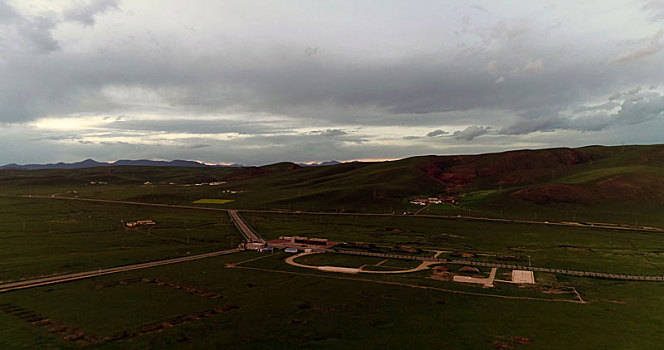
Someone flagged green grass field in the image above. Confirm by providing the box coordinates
[0,145,663,348]
[0,197,240,281]
[1,252,664,348]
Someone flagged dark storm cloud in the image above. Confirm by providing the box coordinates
[0,47,631,126]
[0,0,636,126]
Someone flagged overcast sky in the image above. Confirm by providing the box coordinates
[1,0,663,165]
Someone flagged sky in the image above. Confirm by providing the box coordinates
[0,0,663,165]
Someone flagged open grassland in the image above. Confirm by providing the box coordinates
[2,144,664,227]
[0,146,663,347]
[1,252,664,348]
[243,212,664,275]
[0,197,241,282]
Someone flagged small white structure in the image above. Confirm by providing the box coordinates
[246,242,266,250]
[126,220,156,228]
[511,270,535,284]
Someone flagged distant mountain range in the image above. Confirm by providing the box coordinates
[0,159,343,170]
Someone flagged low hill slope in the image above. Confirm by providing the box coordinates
[1,144,662,224]
[228,144,664,224]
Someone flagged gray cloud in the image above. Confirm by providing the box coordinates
[574,101,620,113]
[309,129,348,137]
[0,0,59,54]
[609,29,664,64]
[185,143,211,149]
[105,118,295,135]
[452,125,491,141]
[501,89,664,134]
[0,1,663,164]
[644,1,664,22]
[426,129,449,137]
[64,0,119,26]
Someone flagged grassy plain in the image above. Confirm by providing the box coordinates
[0,197,240,281]
[0,146,663,348]
[1,252,664,349]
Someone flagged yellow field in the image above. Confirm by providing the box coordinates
[192,199,234,204]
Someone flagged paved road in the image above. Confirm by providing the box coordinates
[0,248,241,294]
[228,210,264,243]
[331,249,664,282]
[18,195,663,234]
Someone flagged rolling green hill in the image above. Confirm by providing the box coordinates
[1,144,663,225]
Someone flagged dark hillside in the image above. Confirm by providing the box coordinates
[1,144,662,224]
